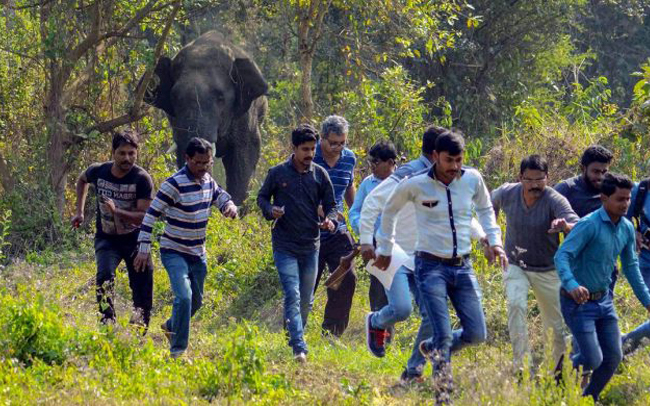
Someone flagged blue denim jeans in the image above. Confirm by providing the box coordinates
[560,293,622,401]
[273,249,318,354]
[161,250,208,355]
[622,264,650,352]
[370,265,431,376]
[415,257,487,373]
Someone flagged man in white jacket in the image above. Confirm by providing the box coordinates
[360,126,488,383]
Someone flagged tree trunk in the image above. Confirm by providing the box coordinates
[45,86,71,215]
[299,46,314,123]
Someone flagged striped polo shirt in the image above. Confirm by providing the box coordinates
[137,166,232,258]
[314,143,356,235]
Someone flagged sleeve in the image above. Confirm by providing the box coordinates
[84,163,102,184]
[136,171,155,200]
[551,192,579,224]
[491,186,503,217]
[348,177,370,235]
[359,178,398,245]
[376,179,414,256]
[472,173,502,247]
[320,169,337,220]
[554,181,569,198]
[137,179,180,253]
[621,224,650,307]
[211,181,233,212]
[553,219,594,291]
[256,168,276,221]
[470,218,486,241]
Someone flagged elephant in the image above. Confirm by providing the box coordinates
[144,30,268,204]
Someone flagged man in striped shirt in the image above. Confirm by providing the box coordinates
[312,115,358,337]
[134,137,237,358]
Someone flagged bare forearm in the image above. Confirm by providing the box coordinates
[113,209,147,225]
[75,178,89,215]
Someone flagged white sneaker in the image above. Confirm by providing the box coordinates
[294,352,307,363]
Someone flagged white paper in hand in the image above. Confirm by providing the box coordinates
[367,244,409,290]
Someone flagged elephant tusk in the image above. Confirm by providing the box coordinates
[211,142,216,157]
[166,143,177,154]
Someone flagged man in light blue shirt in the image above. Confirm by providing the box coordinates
[554,172,650,401]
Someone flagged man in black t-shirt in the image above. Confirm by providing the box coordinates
[72,130,155,327]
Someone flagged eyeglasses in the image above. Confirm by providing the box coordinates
[521,177,547,184]
[326,139,346,148]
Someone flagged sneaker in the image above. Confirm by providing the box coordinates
[399,368,424,385]
[161,322,173,345]
[365,312,389,357]
[294,352,307,363]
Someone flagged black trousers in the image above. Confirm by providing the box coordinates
[95,233,153,326]
[314,231,357,337]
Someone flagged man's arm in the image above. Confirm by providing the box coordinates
[553,220,594,292]
[621,225,650,307]
[137,180,179,254]
[211,181,237,218]
[349,178,371,235]
[344,182,356,209]
[359,177,397,246]
[549,192,579,234]
[490,186,503,218]
[320,169,338,221]
[257,168,276,221]
[473,174,502,248]
[375,180,413,257]
[71,171,90,228]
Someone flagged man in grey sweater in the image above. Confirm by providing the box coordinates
[492,155,579,370]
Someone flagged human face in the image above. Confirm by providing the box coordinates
[433,151,464,184]
[293,141,317,169]
[112,144,137,174]
[601,187,631,221]
[369,156,395,180]
[582,162,610,191]
[519,169,548,198]
[321,132,347,156]
[185,151,213,179]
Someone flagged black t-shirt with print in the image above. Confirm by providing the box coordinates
[85,162,154,238]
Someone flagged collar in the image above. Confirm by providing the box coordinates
[427,163,465,183]
[419,154,433,166]
[597,206,619,225]
[287,155,314,173]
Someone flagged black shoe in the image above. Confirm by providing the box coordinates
[553,354,564,385]
[399,368,424,385]
[365,312,389,358]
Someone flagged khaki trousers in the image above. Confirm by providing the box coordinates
[504,264,566,367]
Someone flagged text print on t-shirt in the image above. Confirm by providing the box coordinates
[97,179,138,235]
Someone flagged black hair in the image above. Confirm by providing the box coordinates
[112,129,139,151]
[601,172,633,196]
[185,137,213,158]
[422,125,448,155]
[291,123,320,147]
[520,154,548,175]
[368,140,397,161]
[581,145,613,168]
[435,131,465,155]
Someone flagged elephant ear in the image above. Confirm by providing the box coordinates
[143,56,175,116]
[232,58,268,117]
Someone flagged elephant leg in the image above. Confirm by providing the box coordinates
[221,135,260,205]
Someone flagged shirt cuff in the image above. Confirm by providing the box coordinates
[563,279,580,292]
[487,234,502,247]
[375,241,393,257]
[359,233,374,246]
[138,242,151,254]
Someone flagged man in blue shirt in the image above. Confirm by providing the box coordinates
[554,173,650,401]
[348,140,397,329]
[312,115,358,337]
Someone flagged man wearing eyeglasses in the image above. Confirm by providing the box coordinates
[312,115,358,337]
[491,155,578,372]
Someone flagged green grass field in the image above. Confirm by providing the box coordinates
[2,213,650,405]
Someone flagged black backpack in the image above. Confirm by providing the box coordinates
[633,179,650,231]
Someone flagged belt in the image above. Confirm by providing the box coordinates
[560,288,607,302]
[415,251,469,267]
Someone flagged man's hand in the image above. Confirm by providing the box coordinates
[222,202,238,219]
[568,286,590,304]
[133,252,150,273]
[271,206,285,219]
[373,255,391,271]
[549,218,573,234]
[480,238,494,263]
[489,245,508,270]
[360,244,376,262]
[320,218,335,232]
[636,231,649,252]
[103,197,116,214]
[71,213,84,229]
